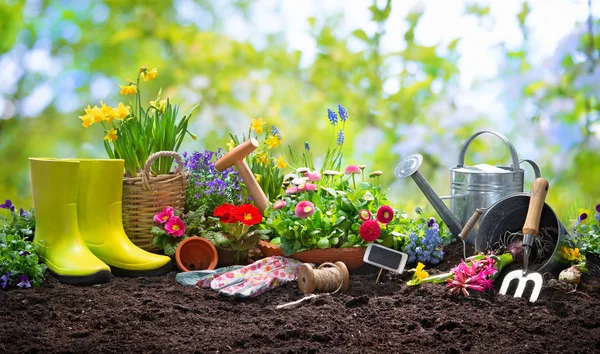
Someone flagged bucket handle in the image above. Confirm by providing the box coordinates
[457,130,520,171]
[519,159,541,178]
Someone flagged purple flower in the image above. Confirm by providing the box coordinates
[327,109,338,126]
[579,213,588,222]
[0,199,15,212]
[338,104,348,122]
[19,251,30,256]
[427,218,435,228]
[17,275,31,289]
[0,272,10,290]
[596,204,600,214]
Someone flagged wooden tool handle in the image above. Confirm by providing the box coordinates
[215,139,258,171]
[458,208,483,241]
[235,160,269,214]
[522,178,549,237]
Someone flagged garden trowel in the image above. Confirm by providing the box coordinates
[498,178,549,302]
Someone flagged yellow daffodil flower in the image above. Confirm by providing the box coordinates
[79,112,94,128]
[275,156,287,169]
[100,101,117,123]
[255,153,268,165]
[141,68,158,82]
[149,99,167,113]
[103,128,118,142]
[562,246,583,261]
[254,174,262,183]
[112,102,131,120]
[250,117,265,134]
[119,84,138,95]
[90,105,105,123]
[226,140,236,151]
[415,262,429,280]
[265,135,281,149]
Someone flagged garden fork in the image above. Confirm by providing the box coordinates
[499,178,549,302]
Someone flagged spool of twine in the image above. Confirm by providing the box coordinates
[277,261,349,310]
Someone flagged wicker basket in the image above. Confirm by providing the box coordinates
[122,151,187,252]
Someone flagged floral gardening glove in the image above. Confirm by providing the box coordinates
[175,266,244,287]
[210,256,303,298]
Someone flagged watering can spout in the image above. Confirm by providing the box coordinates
[395,154,463,237]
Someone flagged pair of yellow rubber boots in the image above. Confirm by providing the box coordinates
[30,158,171,285]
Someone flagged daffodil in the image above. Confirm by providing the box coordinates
[562,246,583,261]
[89,105,105,123]
[254,174,262,183]
[79,112,94,128]
[119,84,137,95]
[415,262,429,281]
[103,128,118,142]
[112,102,131,120]
[250,117,265,134]
[275,156,287,169]
[255,153,268,165]
[226,140,236,151]
[265,135,282,149]
[100,101,117,123]
[141,68,158,82]
[150,99,167,113]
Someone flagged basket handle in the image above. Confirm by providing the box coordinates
[457,130,520,171]
[142,151,186,191]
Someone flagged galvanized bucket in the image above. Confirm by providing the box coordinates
[443,131,541,244]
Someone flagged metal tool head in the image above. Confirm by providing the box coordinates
[499,269,543,302]
[395,154,423,179]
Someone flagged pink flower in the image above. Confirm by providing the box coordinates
[295,201,315,218]
[359,220,381,242]
[344,165,361,174]
[273,200,287,210]
[306,183,318,191]
[154,206,174,224]
[447,257,496,296]
[285,186,298,195]
[359,209,372,221]
[165,216,185,237]
[305,171,321,181]
[298,184,307,192]
[376,205,394,224]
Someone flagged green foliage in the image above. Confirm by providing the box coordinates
[572,204,600,256]
[0,207,46,289]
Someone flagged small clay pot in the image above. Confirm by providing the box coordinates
[175,237,218,272]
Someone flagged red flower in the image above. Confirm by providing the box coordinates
[214,203,237,223]
[234,204,262,226]
[376,205,394,224]
[359,220,381,242]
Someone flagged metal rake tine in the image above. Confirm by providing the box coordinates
[499,270,543,302]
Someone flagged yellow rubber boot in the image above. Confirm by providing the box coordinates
[29,158,111,285]
[75,159,172,277]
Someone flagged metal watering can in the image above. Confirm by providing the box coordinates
[395,130,541,245]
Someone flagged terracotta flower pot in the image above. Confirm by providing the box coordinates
[175,237,218,272]
[257,240,365,270]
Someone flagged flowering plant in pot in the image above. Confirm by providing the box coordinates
[571,204,600,275]
[151,206,188,256]
[202,203,263,265]
[0,200,46,290]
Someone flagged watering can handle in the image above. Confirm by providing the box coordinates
[457,131,520,171]
[519,159,541,178]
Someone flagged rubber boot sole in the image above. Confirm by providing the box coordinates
[50,269,112,286]
[110,261,173,278]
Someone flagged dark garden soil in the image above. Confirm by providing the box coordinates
[3,242,600,354]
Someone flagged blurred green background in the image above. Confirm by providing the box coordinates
[0,0,599,224]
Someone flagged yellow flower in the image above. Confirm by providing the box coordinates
[250,117,265,134]
[103,128,118,142]
[149,99,167,113]
[265,135,281,149]
[275,156,287,169]
[226,140,236,151]
[119,84,137,95]
[100,101,117,123]
[141,68,158,82]
[254,174,262,183]
[79,112,94,128]
[112,102,131,120]
[89,105,105,123]
[190,132,197,141]
[415,262,429,280]
[562,246,583,261]
[254,153,268,165]
[578,208,591,224]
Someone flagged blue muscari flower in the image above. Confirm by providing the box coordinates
[337,129,344,145]
[327,109,338,125]
[304,141,310,151]
[338,104,348,122]
[271,126,282,139]
[0,272,10,290]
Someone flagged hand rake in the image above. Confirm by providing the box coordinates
[499,177,549,302]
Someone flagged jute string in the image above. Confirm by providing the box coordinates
[276,262,345,310]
